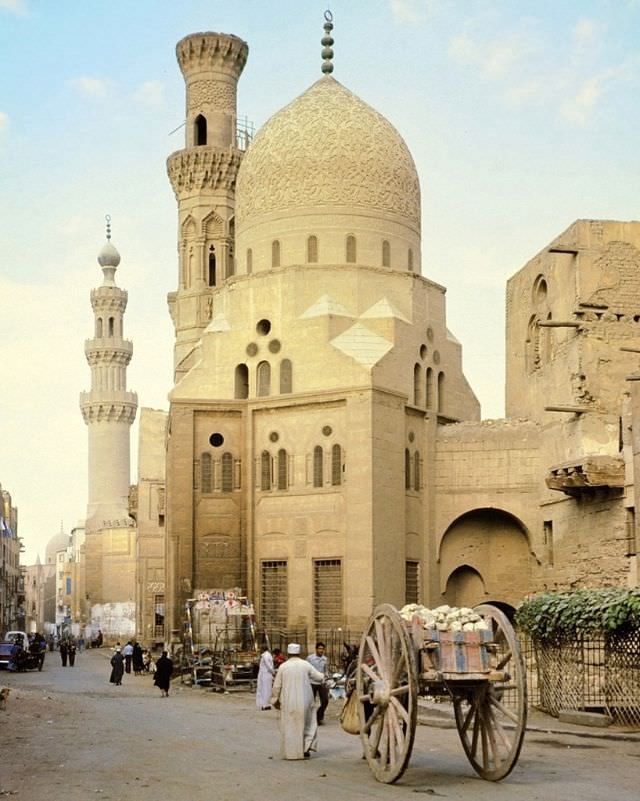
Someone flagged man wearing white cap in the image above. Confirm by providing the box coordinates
[270,643,325,759]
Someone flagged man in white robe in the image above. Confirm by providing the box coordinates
[256,646,275,709]
[271,643,325,759]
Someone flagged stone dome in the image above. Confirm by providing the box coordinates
[45,529,69,565]
[235,76,421,233]
[98,241,121,268]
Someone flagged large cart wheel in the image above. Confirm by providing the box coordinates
[356,604,418,784]
[452,604,527,781]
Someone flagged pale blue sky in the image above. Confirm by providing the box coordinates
[1,0,638,563]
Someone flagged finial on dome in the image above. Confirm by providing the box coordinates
[97,214,121,285]
[321,9,334,75]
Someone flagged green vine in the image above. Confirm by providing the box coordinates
[516,588,640,641]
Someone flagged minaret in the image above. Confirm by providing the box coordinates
[80,217,138,531]
[166,31,249,379]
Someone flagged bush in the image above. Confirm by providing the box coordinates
[515,587,640,640]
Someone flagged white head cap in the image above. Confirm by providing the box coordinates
[287,643,301,655]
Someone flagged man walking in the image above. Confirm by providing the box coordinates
[306,641,330,725]
[270,643,325,760]
[122,641,134,674]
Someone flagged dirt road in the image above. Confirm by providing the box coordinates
[1,650,637,801]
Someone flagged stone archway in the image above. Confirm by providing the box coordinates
[439,508,531,608]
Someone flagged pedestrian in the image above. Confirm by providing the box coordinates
[132,641,144,676]
[59,638,69,667]
[270,643,325,760]
[122,641,134,674]
[306,641,330,725]
[273,648,285,669]
[153,651,173,697]
[47,633,54,652]
[66,635,77,667]
[256,645,275,710]
[109,647,124,686]
[142,649,152,672]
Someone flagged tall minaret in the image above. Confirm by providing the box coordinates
[80,217,138,531]
[166,32,249,379]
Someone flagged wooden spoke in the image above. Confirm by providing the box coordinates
[453,604,527,782]
[357,604,418,784]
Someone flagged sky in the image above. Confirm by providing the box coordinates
[1,0,638,565]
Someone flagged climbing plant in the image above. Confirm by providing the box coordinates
[516,587,640,641]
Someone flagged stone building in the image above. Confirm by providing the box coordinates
[142,23,639,646]
[80,222,138,641]
[0,484,23,633]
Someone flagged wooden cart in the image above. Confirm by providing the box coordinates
[355,603,527,784]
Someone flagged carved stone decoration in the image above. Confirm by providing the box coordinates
[586,241,640,312]
[546,456,625,496]
[235,76,421,229]
[188,80,236,110]
[167,148,243,198]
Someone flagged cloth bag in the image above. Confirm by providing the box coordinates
[339,688,360,735]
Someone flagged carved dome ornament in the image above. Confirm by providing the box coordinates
[235,77,421,231]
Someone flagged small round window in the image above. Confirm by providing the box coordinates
[256,319,271,336]
[209,433,224,447]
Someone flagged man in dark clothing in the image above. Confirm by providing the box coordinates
[109,647,124,685]
[60,639,69,667]
[153,651,174,697]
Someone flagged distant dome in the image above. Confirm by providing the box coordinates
[45,530,69,564]
[98,241,121,268]
[235,76,421,233]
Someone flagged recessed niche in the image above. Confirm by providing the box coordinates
[433,350,441,365]
[268,339,281,353]
[246,342,258,356]
[419,344,427,359]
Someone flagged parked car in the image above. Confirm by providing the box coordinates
[0,632,45,671]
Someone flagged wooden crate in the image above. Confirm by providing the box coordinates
[423,629,493,674]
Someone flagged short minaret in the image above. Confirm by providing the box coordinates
[80,217,138,531]
[166,31,249,379]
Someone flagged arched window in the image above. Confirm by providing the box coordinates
[408,249,414,272]
[108,317,114,337]
[208,246,216,286]
[313,446,323,488]
[195,114,207,145]
[413,363,422,406]
[307,235,318,263]
[331,444,342,486]
[437,371,445,413]
[414,451,420,491]
[201,453,212,494]
[279,359,292,394]
[405,449,411,490]
[272,240,280,268]
[382,240,391,268]
[426,367,434,409]
[221,452,233,492]
[257,361,271,397]
[277,449,288,490]
[228,244,234,277]
[260,451,271,490]
[96,318,103,338]
[246,248,253,275]
[235,364,249,399]
[346,235,356,263]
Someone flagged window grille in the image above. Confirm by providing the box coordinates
[201,452,212,493]
[208,246,216,286]
[261,560,288,628]
[221,452,233,492]
[260,451,271,491]
[405,561,420,605]
[280,359,292,394]
[257,361,271,397]
[154,594,165,638]
[626,508,636,557]
[277,449,288,490]
[331,444,342,486]
[414,451,421,491]
[313,446,323,487]
[314,559,343,629]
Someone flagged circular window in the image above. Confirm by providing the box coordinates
[256,319,271,336]
[269,431,279,443]
[433,350,440,365]
[322,425,332,437]
[408,431,415,443]
[419,344,427,359]
[426,327,434,342]
[246,342,258,356]
[209,433,224,447]
[268,339,281,354]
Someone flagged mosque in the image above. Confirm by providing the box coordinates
[75,18,639,646]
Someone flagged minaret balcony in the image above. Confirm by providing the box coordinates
[167,146,243,197]
[546,455,625,497]
[84,339,133,362]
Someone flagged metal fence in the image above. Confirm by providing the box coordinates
[521,628,640,728]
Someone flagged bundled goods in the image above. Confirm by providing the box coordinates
[399,603,489,632]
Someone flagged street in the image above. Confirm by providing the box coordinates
[0,650,638,801]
